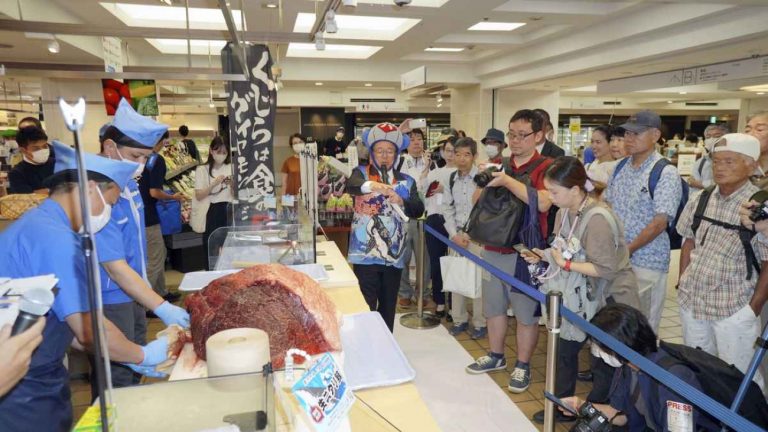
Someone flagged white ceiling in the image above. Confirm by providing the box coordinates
[0,0,766,105]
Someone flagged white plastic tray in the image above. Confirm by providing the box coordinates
[178,264,329,292]
[340,311,416,391]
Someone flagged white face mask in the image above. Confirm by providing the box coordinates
[485,144,499,159]
[591,343,623,368]
[28,147,50,165]
[90,186,112,233]
[293,144,305,154]
[116,147,145,179]
[212,153,227,163]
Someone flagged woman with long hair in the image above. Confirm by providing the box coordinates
[195,136,234,269]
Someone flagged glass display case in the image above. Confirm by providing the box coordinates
[207,223,316,271]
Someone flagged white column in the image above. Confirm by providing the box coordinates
[449,85,493,140]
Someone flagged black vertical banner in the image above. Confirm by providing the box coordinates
[221,43,277,224]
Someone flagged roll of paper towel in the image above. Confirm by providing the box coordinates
[206,328,271,377]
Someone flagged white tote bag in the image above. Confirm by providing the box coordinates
[440,248,482,299]
[190,166,210,234]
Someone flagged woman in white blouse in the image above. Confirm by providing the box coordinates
[195,136,234,269]
[584,126,618,195]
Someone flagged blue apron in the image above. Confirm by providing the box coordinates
[0,199,91,432]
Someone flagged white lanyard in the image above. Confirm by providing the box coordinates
[537,196,589,281]
[124,185,148,281]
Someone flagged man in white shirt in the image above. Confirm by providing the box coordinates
[396,128,431,307]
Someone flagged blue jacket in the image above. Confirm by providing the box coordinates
[346,165,424,268]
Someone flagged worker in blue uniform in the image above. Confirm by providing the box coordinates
[93,99,189,390]
[0,141,171,432]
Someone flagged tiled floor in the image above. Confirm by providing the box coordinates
[72,258,687,431]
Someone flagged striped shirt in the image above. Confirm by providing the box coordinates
[676,181,768,320]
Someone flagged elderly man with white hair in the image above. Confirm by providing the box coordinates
[676,133,768,389]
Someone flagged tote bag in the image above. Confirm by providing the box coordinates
[440,247,482,299]
[190,165,210,233]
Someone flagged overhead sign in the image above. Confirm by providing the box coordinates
[597,55,768,94]
[355,102,408,112]
[569,116,581,134]
[222,43,277,223]
[401,66,426,91]
[102,37,123,73]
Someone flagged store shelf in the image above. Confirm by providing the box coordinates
[165,161,198,181]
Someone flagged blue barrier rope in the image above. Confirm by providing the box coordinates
[424,224,764,432]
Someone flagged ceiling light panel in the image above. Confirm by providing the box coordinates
[293,13,419,41]
[286,43,381,59]
[424,47,464,52]
[100,3,242,30]
[468,22,526,31]
[146,39,227,55]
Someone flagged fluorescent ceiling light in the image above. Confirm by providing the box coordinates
[145,39,227,55]
[679,91,687,95]
[315,82,323,86]
[364,83,373,87]
[758,92,765,95]
[424,47,464,52]
[468,22,526,31]
[356,0,449,6]
[293,13,419,41]
[741,84,768,92]
[100,3,242,30]
[286,43,381,59]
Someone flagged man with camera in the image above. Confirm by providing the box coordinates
[465,110,553,395]
[559,304,720,431]
[676,133,768,389]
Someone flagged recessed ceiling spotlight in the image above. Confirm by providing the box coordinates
[315,31,325,51]
[209,101,215,108]
[667,100,674,104]
[679,91,687,95]
[48,39,60,54]
[315,82,323,86]
[264,1,278,8]
[364,83,373,87]
[325,10,338,33]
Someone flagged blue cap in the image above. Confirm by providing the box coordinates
[52,140,138,190]
[112,98,168,148]
[98,122,112,140]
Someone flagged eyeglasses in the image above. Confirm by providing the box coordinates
[506,130,535,141]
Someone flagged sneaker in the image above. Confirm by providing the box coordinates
[466,355,507,374]
[470,327,487,340]
[532,409,577,424]
[449,322,468,336]
[434,307,446,319]
[508,366,531,393]
[445,313,453,323]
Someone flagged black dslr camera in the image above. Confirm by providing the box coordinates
[749,190,768,222]
[570,402,612,432]
[473,165,502,188]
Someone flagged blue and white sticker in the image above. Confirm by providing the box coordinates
[291,353,354,432]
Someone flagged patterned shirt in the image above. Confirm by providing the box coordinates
[442,166,479,237]
[605,152,682,271]
[676,182,768,320]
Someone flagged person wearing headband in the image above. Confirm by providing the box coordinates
[0,141,170,431]
[522,156,639,424]
[345,122,424,332]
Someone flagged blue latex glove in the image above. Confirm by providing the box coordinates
[153,301,190,327]
[140,335,169,366]
[125,363,168,379]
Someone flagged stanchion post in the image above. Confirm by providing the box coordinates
[543,291,563,432]
[400,219,440,329]
[730,322,768,414]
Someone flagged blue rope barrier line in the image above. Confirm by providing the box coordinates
[424,224,764,432]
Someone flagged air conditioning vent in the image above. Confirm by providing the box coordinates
[685,102,718,106]
[603,101,622,106]
[349,98,396,103]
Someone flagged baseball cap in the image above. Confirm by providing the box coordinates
[619,110,662,133]
[712,133,760,161]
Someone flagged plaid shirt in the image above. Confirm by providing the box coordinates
[676,181,768,320]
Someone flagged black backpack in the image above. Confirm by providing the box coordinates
[691,186,761,280]
[612,158,689,249]
[464,158,547,248]
[654,341,768,430]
